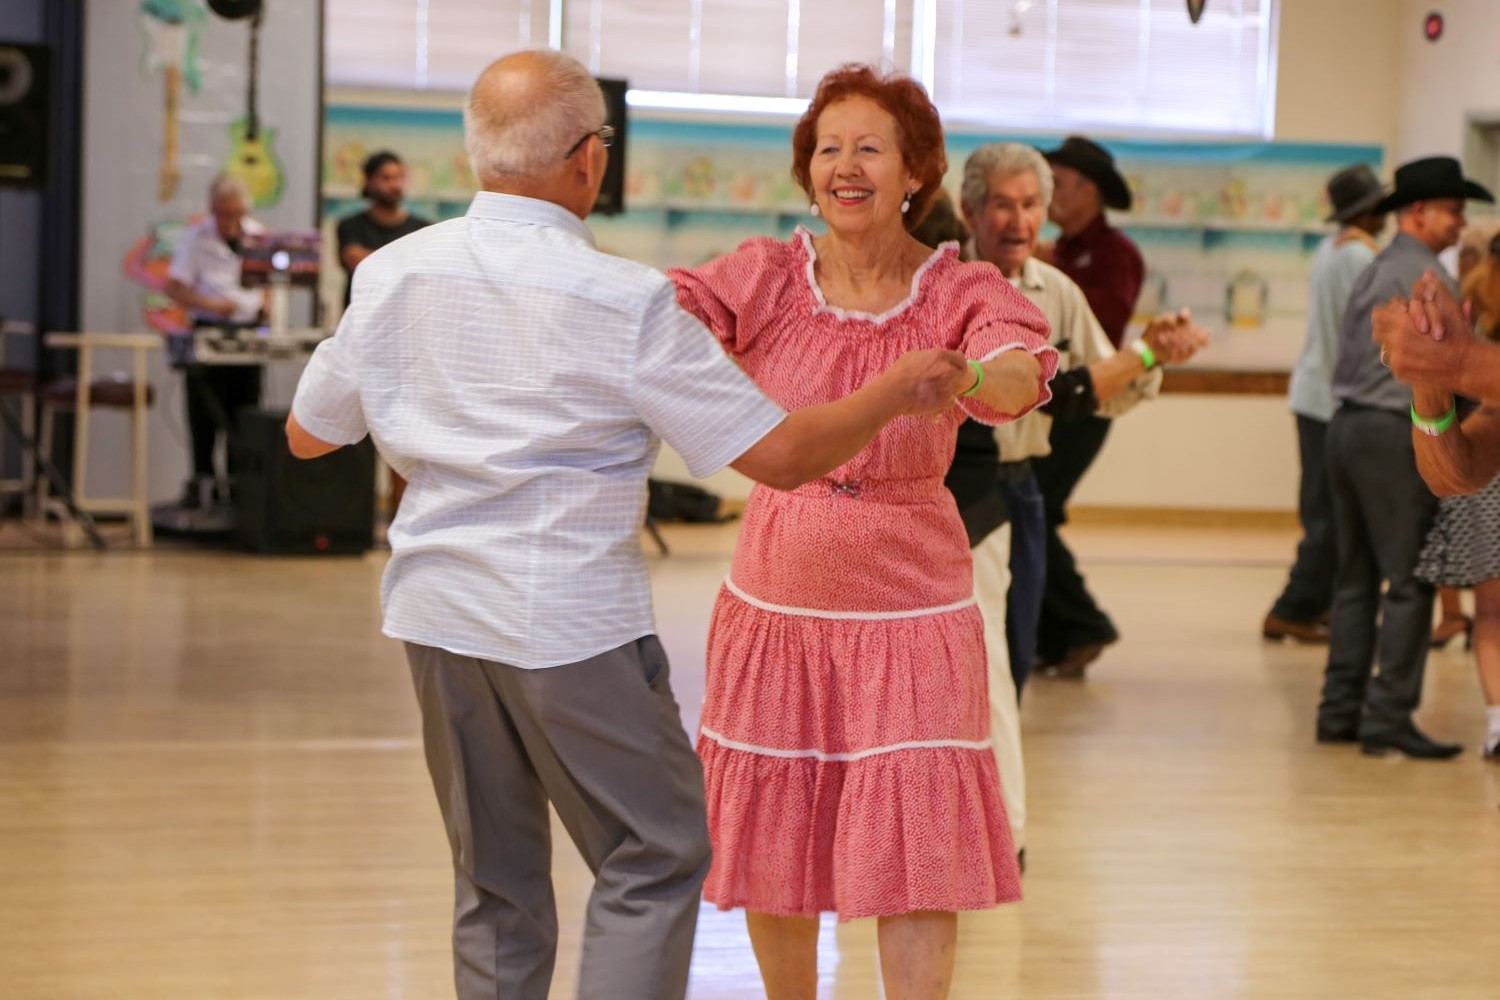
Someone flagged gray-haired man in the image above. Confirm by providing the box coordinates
[950,141,1205,854]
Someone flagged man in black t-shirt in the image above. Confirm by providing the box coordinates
[337,151,432,512]
[337,151,432,310]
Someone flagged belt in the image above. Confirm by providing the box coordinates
[996,459,1033,484]
[785,476,945,504]
[1337,399,1405,417]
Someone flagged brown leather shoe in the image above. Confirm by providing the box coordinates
[1262,613,1329,644]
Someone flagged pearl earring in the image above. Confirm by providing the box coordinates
[901,193,912,214]
[810,202,820,218]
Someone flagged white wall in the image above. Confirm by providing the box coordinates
[1074,395,1298,511]
[1396,0,1500,169]
[1275,0,1401,152]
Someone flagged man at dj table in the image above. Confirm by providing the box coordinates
[165,173,268,510]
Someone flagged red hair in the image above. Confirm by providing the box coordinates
[791,64,948,228]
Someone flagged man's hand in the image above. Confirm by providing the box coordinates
[1141,308,1210,365]
[1374,271,1474,394]
[872,348,971,417]
[165,278,239,320]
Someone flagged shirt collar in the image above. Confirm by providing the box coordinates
[968,246,1046,290]
[1016,255,1048,291]
[1389,230,1436,261]
[466,191,597,248]
[1057,212,1110,250]
[1067,212,1111,245]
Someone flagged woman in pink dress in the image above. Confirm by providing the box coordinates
[669,65,1057,999]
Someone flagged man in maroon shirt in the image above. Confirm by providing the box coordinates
[1033,136,1146,677]
[1045,136,1145,348]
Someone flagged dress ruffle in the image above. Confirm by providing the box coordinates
[699,740,1021,919]
[698,588,1021,919]
[1417,472,1500,588]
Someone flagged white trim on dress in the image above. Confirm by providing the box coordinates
[797,227,959,324]
[723,577,977,620]
[701,725,993,762]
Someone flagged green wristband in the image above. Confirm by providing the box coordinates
[959,359,985,398]
[1410,401,1457,436]
[1131,339,1157,371]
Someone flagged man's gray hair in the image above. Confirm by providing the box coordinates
[960,143,1054,214]
[465,49,605,184]
[209,172,251,204]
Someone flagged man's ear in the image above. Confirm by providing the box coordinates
[587,141,609,194]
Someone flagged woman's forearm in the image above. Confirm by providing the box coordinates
[969,350,1043,417]
[1456,338,1500,403]
[1413,389,1500,496]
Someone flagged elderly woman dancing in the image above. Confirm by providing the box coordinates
[669,65,1057,1000]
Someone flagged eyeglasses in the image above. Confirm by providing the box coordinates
[562,124,615,161]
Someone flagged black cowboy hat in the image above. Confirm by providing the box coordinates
[1373,156,1494,215]
[1324,163,1386,223]
[1042,136,1132,211]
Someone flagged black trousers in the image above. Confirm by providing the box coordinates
[1270,414,1337,622]
[1317,405,1438,737]
[183,365,262,479]
[1034,415,1119,665]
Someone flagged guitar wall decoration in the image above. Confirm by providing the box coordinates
[139,0,205,203]
[222,3,283,208]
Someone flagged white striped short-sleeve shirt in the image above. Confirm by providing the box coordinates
[292,192,786,669]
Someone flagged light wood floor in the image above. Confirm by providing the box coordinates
[1,522,1497,999]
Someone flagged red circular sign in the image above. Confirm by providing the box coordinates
[1424,12,1443,42]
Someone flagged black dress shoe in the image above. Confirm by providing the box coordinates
[1315,724,1358,744]
[1360,726,1463,760]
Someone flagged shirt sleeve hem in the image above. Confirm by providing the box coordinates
[290,403,368,447]
[962,342,1060,426]
[682,407,788,480]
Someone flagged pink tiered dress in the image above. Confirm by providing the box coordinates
[669,229,1057,920]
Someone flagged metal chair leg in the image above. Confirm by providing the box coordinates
[644,515,670,557]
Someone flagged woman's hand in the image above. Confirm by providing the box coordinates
[1141,308,1210,365]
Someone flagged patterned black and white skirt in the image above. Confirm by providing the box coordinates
[1417,472,1500,587]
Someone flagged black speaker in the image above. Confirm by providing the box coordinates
[593,76,627,216]
[0,42,49,188]
[235,409,376,555]
[207,0,263,19]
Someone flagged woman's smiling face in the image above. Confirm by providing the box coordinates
[808,95,915,239]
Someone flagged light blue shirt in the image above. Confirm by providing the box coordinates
[1288,233,1376,421]
[293,192,787,669]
